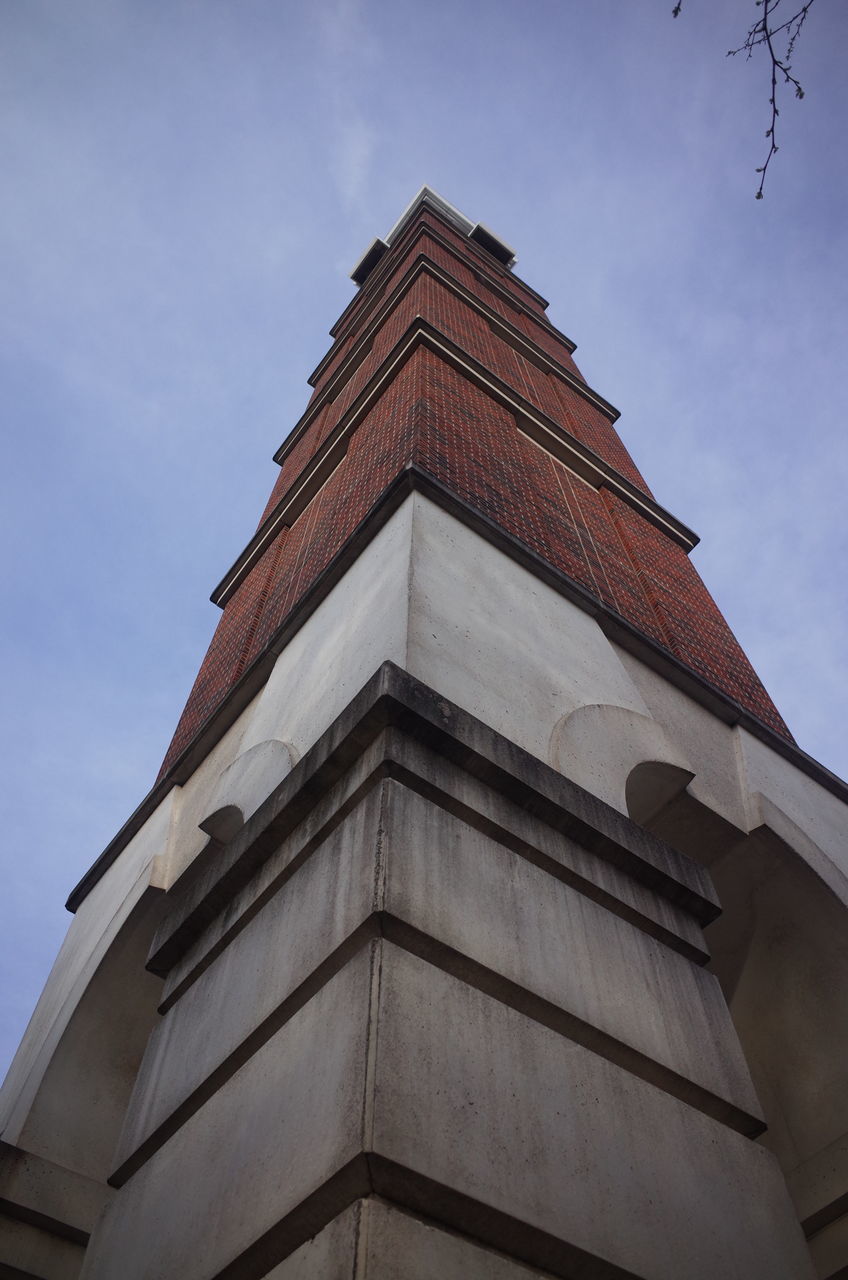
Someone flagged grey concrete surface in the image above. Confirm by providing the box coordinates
[13,892,163,1184]
[0,836,170,1152]
[263,1199,558,1278]
[112,785,384,1175]
[0,1213,85,1280]
[80,948,375,1280]
[787,1133,848,1231]
[115,705,763,1180]
[406,493,652,767]
[0,1143,110,1239]
[261,1202,360,1280]
[808,1210,848,1280]
[146,659,719,987]
[640,783,848,1250]
[88,936,812,1280]
[204,738,298,832]
[354,1199,558,1279]
[380,780,762,1126]
[371,943,815,1280]
[723,833,848,1178]
[153,728,393,1003]
[381,727,710,960]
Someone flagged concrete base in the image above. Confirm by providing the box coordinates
[75,666,813,1280]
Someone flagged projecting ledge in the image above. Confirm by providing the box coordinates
[0,1142,110,1244]
[146,661,720,982]
[350,237,389,286]
[351,187,518,289]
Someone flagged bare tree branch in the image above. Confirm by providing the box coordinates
[673,0,816,197]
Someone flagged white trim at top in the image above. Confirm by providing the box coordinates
[384,186,475,245]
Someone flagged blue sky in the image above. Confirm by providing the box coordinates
[1,0,846,1079]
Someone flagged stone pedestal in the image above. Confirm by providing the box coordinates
[79,665,814,1279]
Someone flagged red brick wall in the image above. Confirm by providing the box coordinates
[158,204,790,779]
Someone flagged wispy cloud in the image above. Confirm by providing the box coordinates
[335,115,378,211]
[312,0,381,214]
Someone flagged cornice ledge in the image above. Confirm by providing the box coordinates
[410,322,696,549]
[146,658,720,981]
[320,219,572,388]
[306,251,593,434]
[330,202,551,345]
[217,316,694,609]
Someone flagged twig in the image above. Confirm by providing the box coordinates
[673,0,816,196]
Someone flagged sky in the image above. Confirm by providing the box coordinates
[1,0,846,1080]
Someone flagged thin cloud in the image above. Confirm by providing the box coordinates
[312,0,381,214]
[335,114,378,212]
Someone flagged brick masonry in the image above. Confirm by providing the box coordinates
[158,201,791,780]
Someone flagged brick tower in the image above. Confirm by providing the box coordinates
[2,189,847,1279]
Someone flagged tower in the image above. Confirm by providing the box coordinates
[2,187,846,1278]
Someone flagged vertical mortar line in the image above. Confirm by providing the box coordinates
[315,401,335,452]
[286,450,333,613]
[231,530,287,684]
[600,488,684,659]
[565,466,624,617]
[547,454,602,599]
[517,347,541,407]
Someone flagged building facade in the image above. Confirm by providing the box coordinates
[2,188,846,1279]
